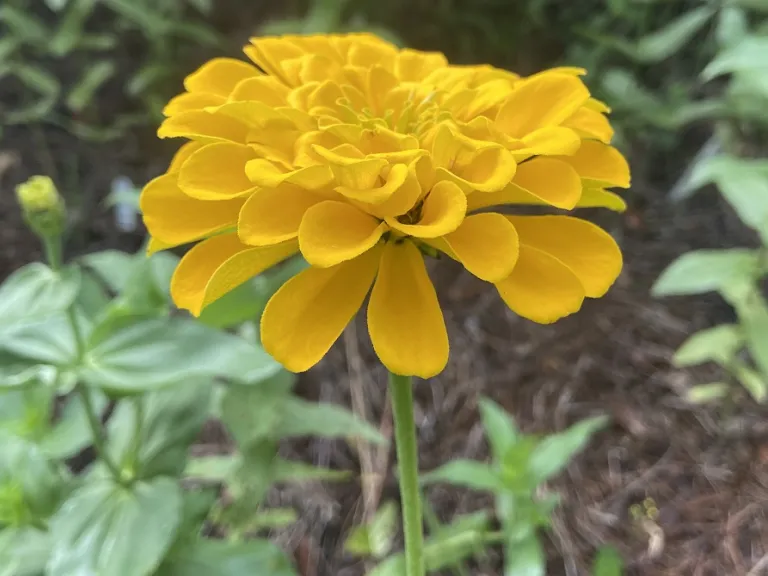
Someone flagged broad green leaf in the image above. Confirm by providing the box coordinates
[0,432,64,524]
[345,501,398,558]
[278,397,386,443]
[421,460,503,492]
[184,455,239,482]
[652,250,760,297]
[0,314,78,367]
[593,546,624,576]
[0,264,80,337]
[76,271,112,321]
[703,36,768,80]
[478,397,519,461]
[685,382,730,404]
[0,360,59,389]
[107,380,211,479]
[40,390,108,459]
[81,250,134,293]
[528,416,607,483]
[47,476,182,576]
[80,316,281,391]
[632,7,715,63]
[673,324,743,367]
[0,527,50,576]
[158,539,296,576]
[504,533,545,576]
[716,7,749,48]
[0,384,53,440]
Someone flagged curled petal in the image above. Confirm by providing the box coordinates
[496,245,585,323]
[558,141,630,188]
[168,142,204,173]
[386,180,466,239]
[178,143,257,200]
[563,107,614,143]
[578,188,626,212]
[261,247,382,372]
[163,93,225,117]
[245,159,334,190]
[229,76,290,106]
[171,233,298,315]
[299,201,387,267]
[183,58,260,97]
[157,111,248,143]
[367,241,448,378]
[238,184,324,246]
[506,216,622,297]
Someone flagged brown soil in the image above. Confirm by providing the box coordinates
[2,3,768,575]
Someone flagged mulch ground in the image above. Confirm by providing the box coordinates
[3,6,768,574]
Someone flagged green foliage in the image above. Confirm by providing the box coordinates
[0,0,221,140]
[651,3,768,405]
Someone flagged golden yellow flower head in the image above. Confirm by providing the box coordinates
[140,33,630,378]
[15,175,66,239]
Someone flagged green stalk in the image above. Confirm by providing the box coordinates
[389,372,425,576]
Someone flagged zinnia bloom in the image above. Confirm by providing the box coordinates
[140,33,629,378]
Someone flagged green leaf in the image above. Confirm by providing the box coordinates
[632,7,715,63]
[421,460,503,492]
[48,476,182,576]
[107,380,211,479]
[685,382,731,404]
[0,314,78,367]
[345,501,398,558]
[66,60,116,112]
[81,250,134,293]
[0,432,64,524]
[652,250,760,297]
[102,0,167,36]
[76,270,112,321]
[0,527,50,576]
[40,390,108,459]
[478,397,519,461]
[528,416,607,484]
[184,454,239,482]
[732,362,767,402]
[673,324,744,367]
[0,264,81,337]
[81,317,281,392]
[593,546,624,576]
[49,0,98,56]
[0,6,48,42]
[279,397,386,443]
[703,35,768,80]
[127,64,172,96]
[716,6,749,48]
[736,297,768,400]
[270,458,351,483]
[0,360,59,389]
[159,539,296,576]
[250,507,297,529]
[504,532,545,576]
[0,384,53,440]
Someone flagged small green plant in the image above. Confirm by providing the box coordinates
[343,399,622,576]
[0,0,221,141]
[652,5,768,405]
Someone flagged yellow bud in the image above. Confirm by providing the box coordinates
[15,175,66,240]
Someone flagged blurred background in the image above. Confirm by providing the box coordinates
[2,0,768,574]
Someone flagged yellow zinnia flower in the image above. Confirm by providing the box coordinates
[140,33,630,379]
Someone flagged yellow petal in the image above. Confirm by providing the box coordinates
[558,141,630,188]
[168,142,204,173]
[146,237,173,255]
[515,126,581,157]
[441,213,519,282]
[394,49,448,82]
[369,163,424,218]
[506,216,622,297]
[157,111,248,143]
[163,92,226,117]
[440,146,517,193]
[367,241,448,378]
[183,58,260,97]
[140,173,242,247]
[511,157,582,209]
[386,180,467,239]
[209,101,298,130]
[171,233,298,315]
[178,143,257,200]
[299,201,387,267]
[496,245,585,324]
[312,145,388,190]
[238,184,323,246]
[244,38,304,86]
[245,159,334,190]
[578,188,627,212]
[229,76,290,105]
[563,107,614,143]
[495,74,590,138]
[261,247,382,372]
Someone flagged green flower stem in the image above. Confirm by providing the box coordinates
[43,236,62,272]
[389,372,425,576]
[77,383,123,481]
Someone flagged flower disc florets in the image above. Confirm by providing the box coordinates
[141,33,630,378]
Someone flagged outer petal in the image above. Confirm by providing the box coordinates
[367,241,448,378]
[171,233,298,315]
[261,247,382,373]
[578,188,627,212]
[495,245,585,323]
[440,213,519,282]
[244,38,304,85]
[157,111,248,143]
[245,159,333,190]
[514,126,581,157]
[506,216,622,297]
[563,107,614,143]
[140,174,242,247]
[229,76,290,106]
[558,141,630,188]
[183,58,260,96]
[495,74,590,138]
[163,92,225,117]
[238,184,323,246]
[386,180,466,238]
[299,201,387,267]
[168,142,204,173]
[178,143,257,200]
[467,157,581,211]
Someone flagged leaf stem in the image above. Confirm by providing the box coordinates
[77,383,123,481]
[389,372,425,576]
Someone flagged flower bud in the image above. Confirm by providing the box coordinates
[15,176,66,240]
